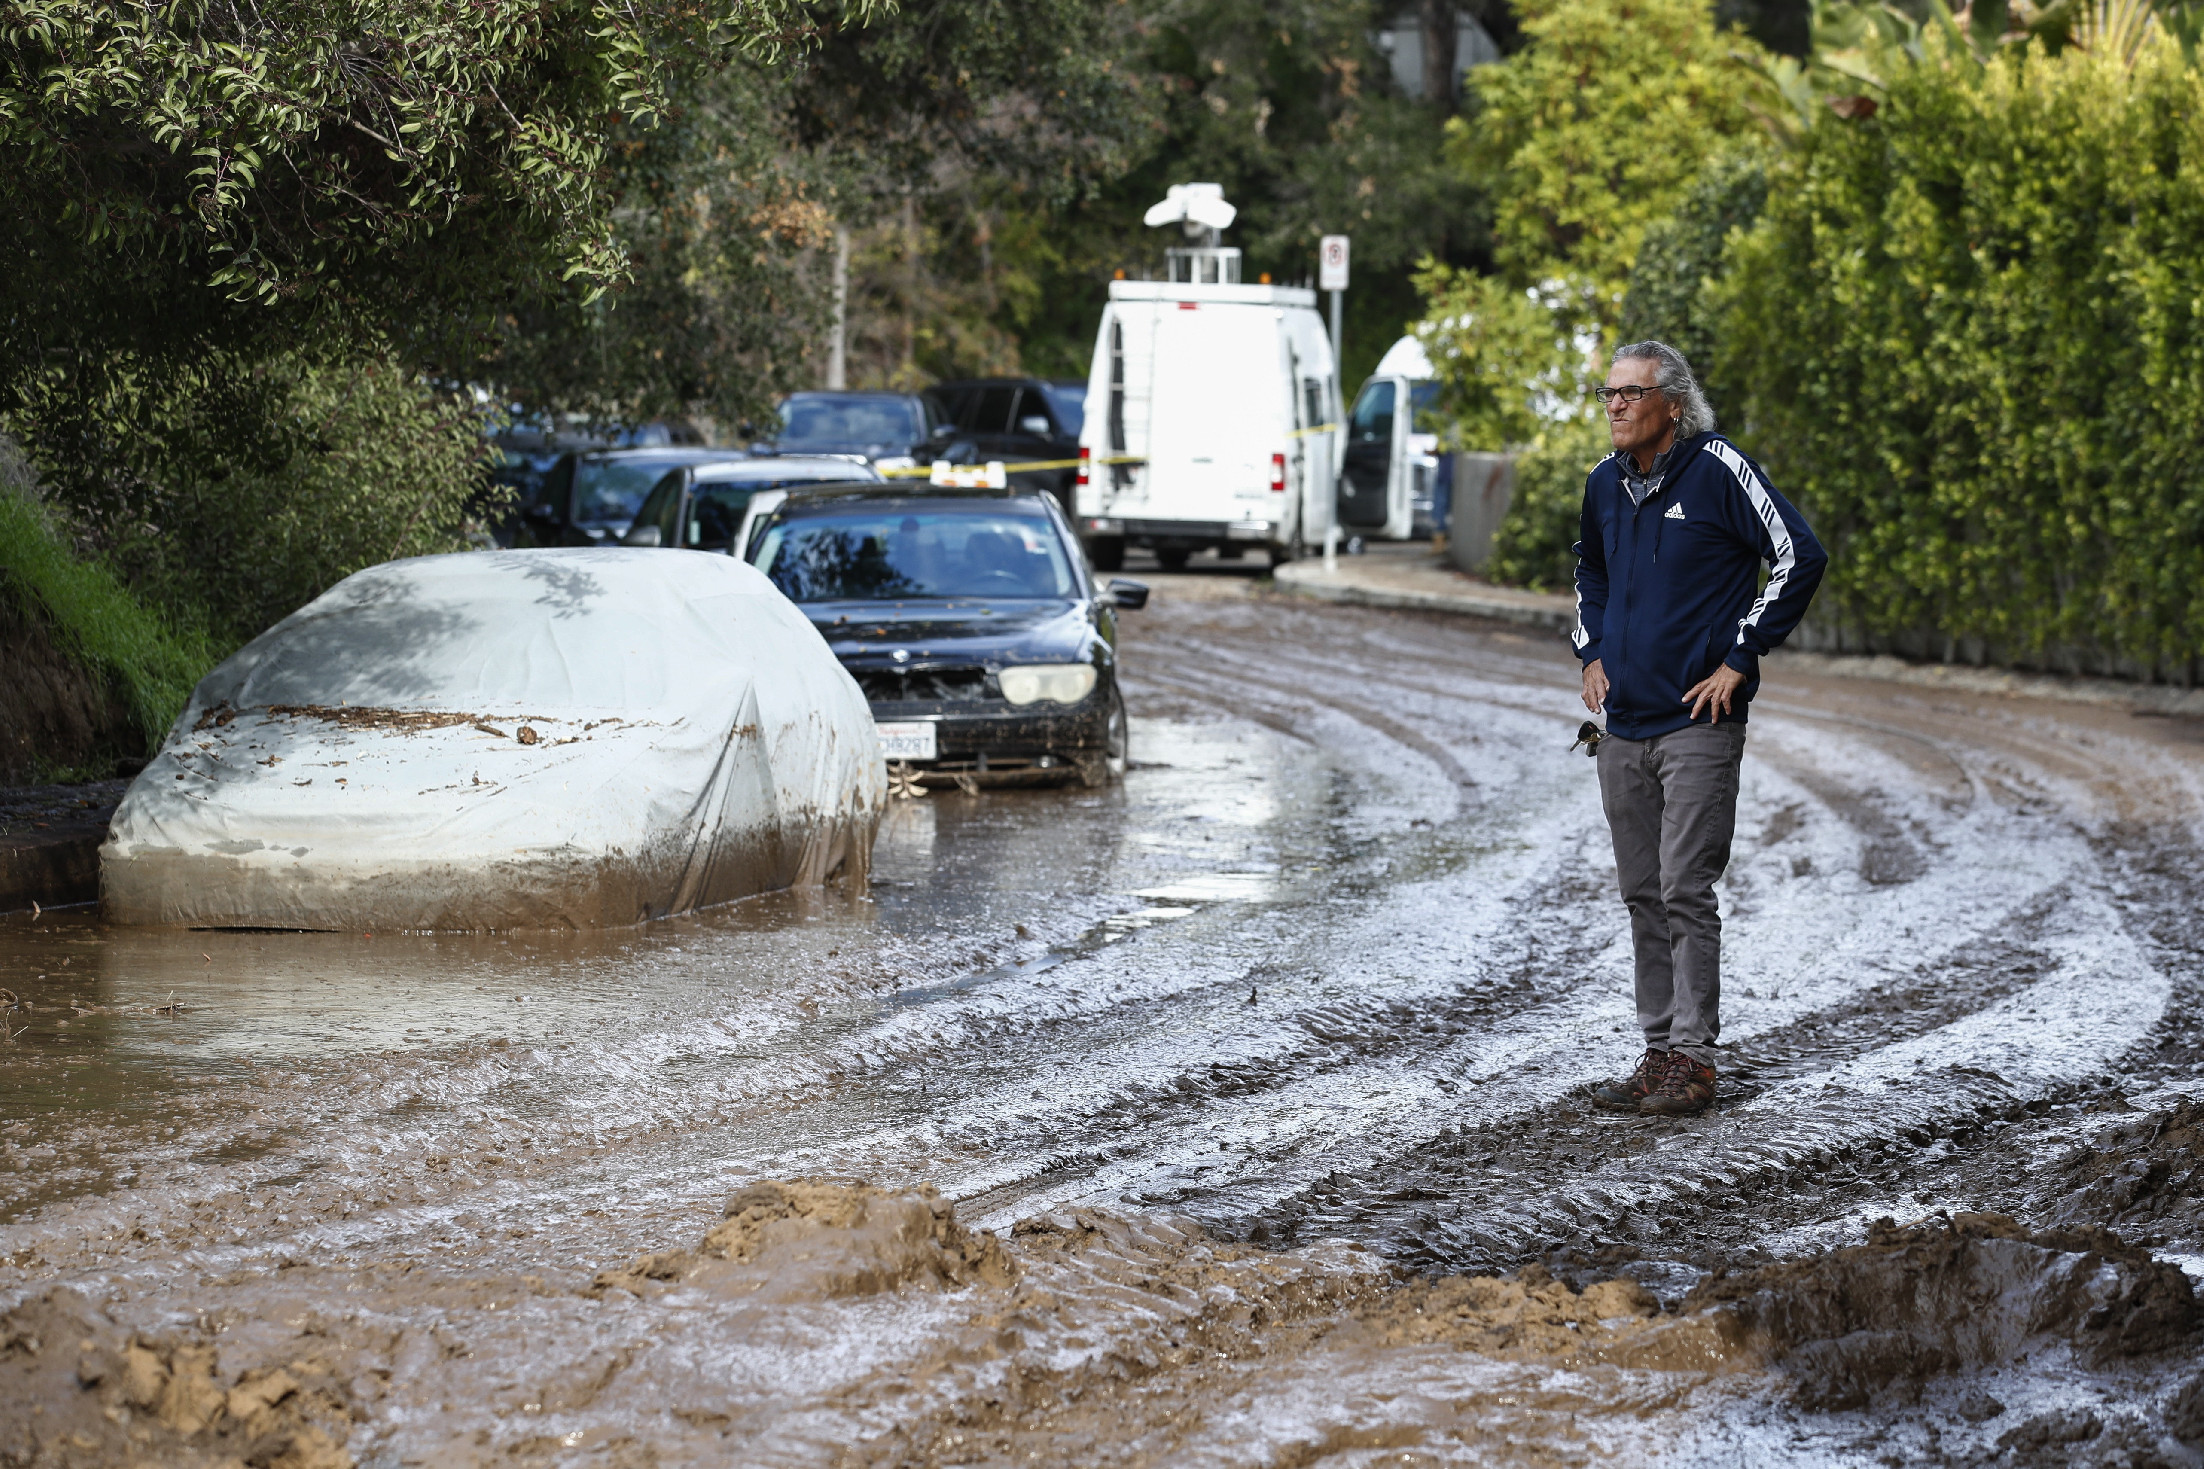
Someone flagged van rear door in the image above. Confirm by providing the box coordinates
[1143,304,1279,523]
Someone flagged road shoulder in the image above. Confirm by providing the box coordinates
[1271,549,2204,718]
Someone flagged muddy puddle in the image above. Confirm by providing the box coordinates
[4,587,2203,1464]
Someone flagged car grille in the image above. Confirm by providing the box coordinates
[855,666,993,702]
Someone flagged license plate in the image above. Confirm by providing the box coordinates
[875,720,937,762]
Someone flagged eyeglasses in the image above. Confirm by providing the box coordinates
[1593,385,1661,406]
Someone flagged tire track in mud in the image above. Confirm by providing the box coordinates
[768,609,2114,1231]
[1254,882,2159,1270]
[1407,913,2169,1275]
[937,751,2121,1248]
[1133,662,1488,807]
[953,604,2182,1268]
[965,863,2131,1249]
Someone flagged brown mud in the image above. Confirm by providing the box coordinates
[5,576,2204,1464]
[4,1182,2194,1467]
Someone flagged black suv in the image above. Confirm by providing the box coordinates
[765,391,952,470]
[930,378,1087,510]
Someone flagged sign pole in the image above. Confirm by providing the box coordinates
[1329,290,1343,388]
[1318,234,1351,564]
[1319,234,1350,392]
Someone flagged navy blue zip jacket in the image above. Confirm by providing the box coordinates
[1573,432,1827,741]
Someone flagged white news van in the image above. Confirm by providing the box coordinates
[1073,186,1341,572]
[1339,334,1446,541]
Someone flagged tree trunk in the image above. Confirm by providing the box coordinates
[826,225,850,391]
[1420,0,1459,114]
[900,194,918,382]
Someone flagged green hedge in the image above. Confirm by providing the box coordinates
[1616,151,1768,415]
[9,349,498,650]
[1713,35,2204,680]
[1485,418,1613,593]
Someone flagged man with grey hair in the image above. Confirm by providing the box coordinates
[1575,341,1827,1117]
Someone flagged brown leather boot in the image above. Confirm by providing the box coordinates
[1639,1052,1716,1116]
[1591,1047,1669,1111]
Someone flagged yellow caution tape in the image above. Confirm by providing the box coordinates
[878,455,1145,480]
[877,436,1333,481]
[880,429,1333,480]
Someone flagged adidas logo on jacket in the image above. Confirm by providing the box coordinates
[1571,432,1829,741]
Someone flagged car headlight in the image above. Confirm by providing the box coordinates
[874,455,917,472]
[998,664,1097,706]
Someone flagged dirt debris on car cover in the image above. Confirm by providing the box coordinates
[2,1180,2199,1467]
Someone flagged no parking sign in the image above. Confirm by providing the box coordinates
[1319,235,1350,291]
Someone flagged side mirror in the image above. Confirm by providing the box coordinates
[1105,579,1149,610]
[1018,415,1051,436]
[623,525,662,547]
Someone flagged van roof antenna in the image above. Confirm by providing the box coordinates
[1143,183,1236,250]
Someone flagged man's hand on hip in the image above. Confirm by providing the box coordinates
[1581,658,1608,715]
[1683,663,1747,723]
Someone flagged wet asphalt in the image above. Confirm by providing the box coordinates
[2,560,2202,1465]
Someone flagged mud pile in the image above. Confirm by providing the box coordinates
[595,1178,1018,1300]
[1355,1267,1663,1357]
[1684,1211,2200,1411]
[0,1289,357,1468]
[2038,1095,2204,1248]
[7,1184,2199,1466]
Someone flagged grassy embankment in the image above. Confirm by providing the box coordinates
[0,487,215,773]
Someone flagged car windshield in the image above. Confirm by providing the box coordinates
[1042,382,1087,436]
[779,397,920,449]
[576,458,687,524]
[755,507,1077,601]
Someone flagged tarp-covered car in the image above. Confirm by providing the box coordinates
[102,550,886,930]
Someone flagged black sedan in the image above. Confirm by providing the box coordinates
[745,485,1146,787]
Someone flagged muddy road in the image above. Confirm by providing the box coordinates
[3,578,2202,1467]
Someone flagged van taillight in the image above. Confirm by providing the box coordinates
[1269,453,1286,493]
[1076,446,1091,487]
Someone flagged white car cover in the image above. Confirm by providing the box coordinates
[102,549,886,930]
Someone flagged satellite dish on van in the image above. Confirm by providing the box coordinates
[1143,183,1237,236]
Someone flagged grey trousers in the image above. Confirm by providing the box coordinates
[1595,722,1746,1064]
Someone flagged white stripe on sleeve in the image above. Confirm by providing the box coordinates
[1706,440,1795,646]
[1571,455,1617,653]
